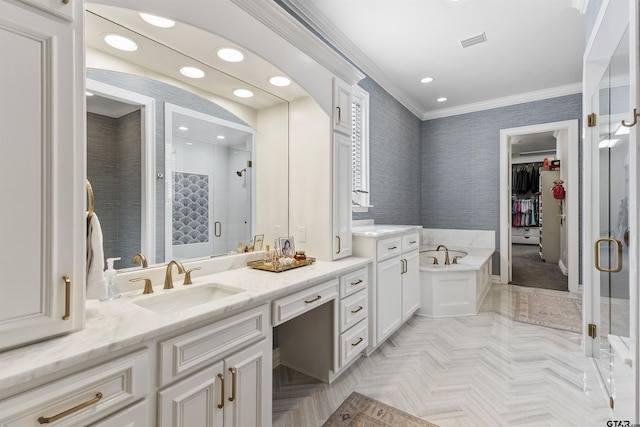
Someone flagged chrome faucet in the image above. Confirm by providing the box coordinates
[164,260,185,289]
[132,253,148,268]
[436,245,451,265]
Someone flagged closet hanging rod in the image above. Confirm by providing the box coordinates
[86,179,94,220]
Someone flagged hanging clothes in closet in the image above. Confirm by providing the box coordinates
[512,163,540,194]
[512,197,538,227]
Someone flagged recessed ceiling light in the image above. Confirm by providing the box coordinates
[436,97,448,102]
[86,91,94,97]
[233,88,254,98]
[217,48,245,63]
[421,77,434,84]
[139,12,175,28]
[180,66,205,79]
[104,34,138,52]
[269,75,291,87]
[217,135,225,140]
[178,126,188,131]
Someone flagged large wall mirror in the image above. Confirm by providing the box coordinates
[86,4,306,269]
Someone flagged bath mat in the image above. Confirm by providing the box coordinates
[513,291,582,333]
[323,392,439,427]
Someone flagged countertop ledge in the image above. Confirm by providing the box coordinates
[352,224,422,237]
[0,257,371,392]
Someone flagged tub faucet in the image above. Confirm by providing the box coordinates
[436,245,451,265]
[164,260,185,289]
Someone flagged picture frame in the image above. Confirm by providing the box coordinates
[253,234,264,251]
[279,236,295,257]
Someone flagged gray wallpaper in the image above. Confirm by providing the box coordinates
[421,94,582,274]
[87,68,249,263]
[353,77,422,225]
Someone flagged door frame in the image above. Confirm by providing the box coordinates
[86,79,156,264]
[499,120,580,293]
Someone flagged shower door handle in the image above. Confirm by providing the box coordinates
[594,237,623,272]
[214,221,222,237]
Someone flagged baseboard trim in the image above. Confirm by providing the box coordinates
[558,259,569,276]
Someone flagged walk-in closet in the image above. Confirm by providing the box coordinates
[510,132,567,291]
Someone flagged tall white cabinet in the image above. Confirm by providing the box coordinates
[0,0,84,350]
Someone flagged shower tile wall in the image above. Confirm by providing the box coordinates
[87,110,141,269]
[87,68,248,263]
[172,172,209,245]
[421,93,583,274]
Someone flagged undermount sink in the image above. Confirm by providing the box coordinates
[132,284,246,314]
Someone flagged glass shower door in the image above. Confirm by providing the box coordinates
[591,25,631,399]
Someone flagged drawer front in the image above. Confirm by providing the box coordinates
[159,304,269,386]
[340,290,368,332]
[376,236,402,261]
[339,267,368,298]
[402,232,420,253]
[0,350,149,427]
[273,279,339,326]
[90,399,150,427]
[339,320,368,368]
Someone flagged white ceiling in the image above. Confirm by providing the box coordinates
[280,0,586,119]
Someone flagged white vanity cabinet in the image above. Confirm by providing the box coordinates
[353,227,421,352]
[333,132,353,260]
[157,304,271,427]
[0,350,149,426]
[0,0,84,351]
[332,77,352,136]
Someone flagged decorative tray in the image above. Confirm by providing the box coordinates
[247,257,316,273]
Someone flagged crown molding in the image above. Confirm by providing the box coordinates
[276,0,425,118]
[230,0,365,85]
[421,83,583,121]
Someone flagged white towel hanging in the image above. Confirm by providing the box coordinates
[86,212,107,300]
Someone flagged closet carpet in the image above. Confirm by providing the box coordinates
[511,244,568,291]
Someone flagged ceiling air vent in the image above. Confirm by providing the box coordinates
[461,32,487,48]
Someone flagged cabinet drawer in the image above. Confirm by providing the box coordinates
[339,320,368,368]
[402,232,420,253]
[376,236,402,261]
[272,279,339,326]
[0,350,148,427]
[340,290,367,332]
[90,399,149,427]
[339,267,368,298]
[159,304,269,386]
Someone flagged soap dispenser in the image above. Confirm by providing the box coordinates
[101,257,122,301]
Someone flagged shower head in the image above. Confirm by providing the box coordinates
[236,168,246,177]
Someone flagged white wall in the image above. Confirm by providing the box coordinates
[288,96,332,260]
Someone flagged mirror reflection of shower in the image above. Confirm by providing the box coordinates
[165,103,256,261]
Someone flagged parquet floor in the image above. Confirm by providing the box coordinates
[273,284,611,427]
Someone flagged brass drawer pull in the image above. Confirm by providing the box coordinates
[336,106,341,125]
[409,240,417,244]
[217,373,225,409]
[351,306,363,314]
[38,392,102,424]
[229,367,237,402]
[62,276,71,320]
[351,337,363,347]
[305,295,322,304]
[336,236,341,254]
[350,279,363,286]
[388,246,397,250]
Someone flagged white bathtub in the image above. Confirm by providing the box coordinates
[417,247,493,317]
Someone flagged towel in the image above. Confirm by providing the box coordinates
[86,212,107,300]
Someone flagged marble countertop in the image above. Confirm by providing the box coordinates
[352,224,422,237]
[0,256,371,391]
[419,245,494,272]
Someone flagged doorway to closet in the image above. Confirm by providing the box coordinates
[499,120,580,294]
[510,132,567,291]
